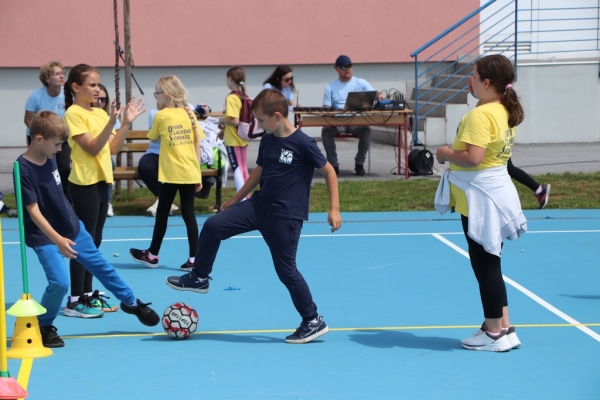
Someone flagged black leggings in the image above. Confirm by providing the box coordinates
[507,158,539,192]
[149,183,198,257]
[461,215,508,319]
[69,181,109,296]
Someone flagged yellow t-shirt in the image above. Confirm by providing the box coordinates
[148,107,204,184]
[449,103,516,216]
[223,93,248,147]
[64,104,115,185]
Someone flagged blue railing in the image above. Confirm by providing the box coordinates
[409,0,600,146]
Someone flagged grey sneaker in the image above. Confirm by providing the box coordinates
[285,316,329,344]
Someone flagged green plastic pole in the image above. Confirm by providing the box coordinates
[13,161,29,295]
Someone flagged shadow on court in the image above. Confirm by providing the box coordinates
[348,330,461,351]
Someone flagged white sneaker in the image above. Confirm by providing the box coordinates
[147,199,159,217]
[170,203,179,215]
[462,330,512,352]
[107,203,114,217]
[506,326,521,349]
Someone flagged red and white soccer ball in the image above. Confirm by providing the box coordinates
[162,302,199,339]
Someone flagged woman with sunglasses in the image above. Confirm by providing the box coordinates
[263,65,296,109]
[92,84,120,217]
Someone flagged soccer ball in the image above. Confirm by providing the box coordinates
[162,302,199,339]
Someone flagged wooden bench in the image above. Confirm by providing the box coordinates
[113,130,223,210]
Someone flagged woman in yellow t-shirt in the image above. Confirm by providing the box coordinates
[219,66,249,193]
[129,75,203,271]
[436,55,526,352]
[63,64,144,317]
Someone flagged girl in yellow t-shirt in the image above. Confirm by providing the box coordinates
[436,54,526,352]
[219,66,249,193]
[63,64,144,317]
[129,75,203,271]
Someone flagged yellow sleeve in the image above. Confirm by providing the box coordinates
[147,115,160,140]
[225,94,242,119]
[64,108,90,138]
[459,108,492,149]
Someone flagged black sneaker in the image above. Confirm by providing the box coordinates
[285,316,329,344]
[130,248,159,268]
[120,299,160,327]
[535,184,551,209]
[180,260,194,271]
[166,270,211,294]
[40,325,65,348]
[354,164,365,176]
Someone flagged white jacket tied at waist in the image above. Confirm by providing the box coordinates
[434,165,527,256]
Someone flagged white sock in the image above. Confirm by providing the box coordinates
[69,295,80,303]
[189,257,195,263]
[308,317,319,324]
[535,185,543,194]
[487,330,502,337]
[147,252,158,260]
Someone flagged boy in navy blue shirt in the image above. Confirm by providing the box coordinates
[16,111,159,348]
[167,89,342,344]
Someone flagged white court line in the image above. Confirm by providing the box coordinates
[432,233,600,343]
[2,229,599,245]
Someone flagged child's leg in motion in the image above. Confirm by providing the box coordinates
[34,245,70,327]
[227,145,246,192]
[74,221,159,326]
[148,183,178,256]
[260,216,318,321]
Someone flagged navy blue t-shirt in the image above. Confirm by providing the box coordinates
[252,129,327,220]
[16,155,80,248]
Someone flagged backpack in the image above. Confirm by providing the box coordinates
[230,90,264,140]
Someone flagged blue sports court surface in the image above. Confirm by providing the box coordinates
[2,209,599,399]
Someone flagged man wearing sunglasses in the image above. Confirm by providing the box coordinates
[322,55,382,176]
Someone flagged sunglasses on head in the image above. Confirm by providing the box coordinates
[339,65,352,70]
[96,97,107,103]
[283,77,294,83]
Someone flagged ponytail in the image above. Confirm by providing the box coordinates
[502,85,524,128]
[64,80,74,110]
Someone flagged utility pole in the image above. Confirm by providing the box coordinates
[124,0,132,105]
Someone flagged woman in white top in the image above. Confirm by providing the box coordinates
[262,65,296,108]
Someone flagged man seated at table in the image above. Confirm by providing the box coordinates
[322,55,383,176]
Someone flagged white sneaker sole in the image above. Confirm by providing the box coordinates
[64,309,103,318]
[461,339,511,352]
[285,326,330,344]
[129,253,159,269]
[165,278,209,294]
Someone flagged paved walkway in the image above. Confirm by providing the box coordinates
[1,140,598,194]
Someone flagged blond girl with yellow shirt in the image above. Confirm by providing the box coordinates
[63,64,144,317]
[130,75,203,271]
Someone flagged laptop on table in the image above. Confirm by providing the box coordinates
[295,90,377,113]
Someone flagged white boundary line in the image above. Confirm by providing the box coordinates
[2,229,599,245]
[432,233,600,343]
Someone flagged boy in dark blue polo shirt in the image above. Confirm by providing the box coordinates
[167,89,342,344]
[16,111,159,348]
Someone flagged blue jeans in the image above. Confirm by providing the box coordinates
[34,221,136,326]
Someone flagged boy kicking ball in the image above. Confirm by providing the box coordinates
[15,111,159,348]
[166,89,342,344]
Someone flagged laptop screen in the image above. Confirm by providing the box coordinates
[344,91,377,111]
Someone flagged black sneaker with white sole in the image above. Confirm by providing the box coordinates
[180,260,194,271]
[165,270,211,294]
[285,316,329,344]
[130,248,159,268]
[120,299,160,327]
